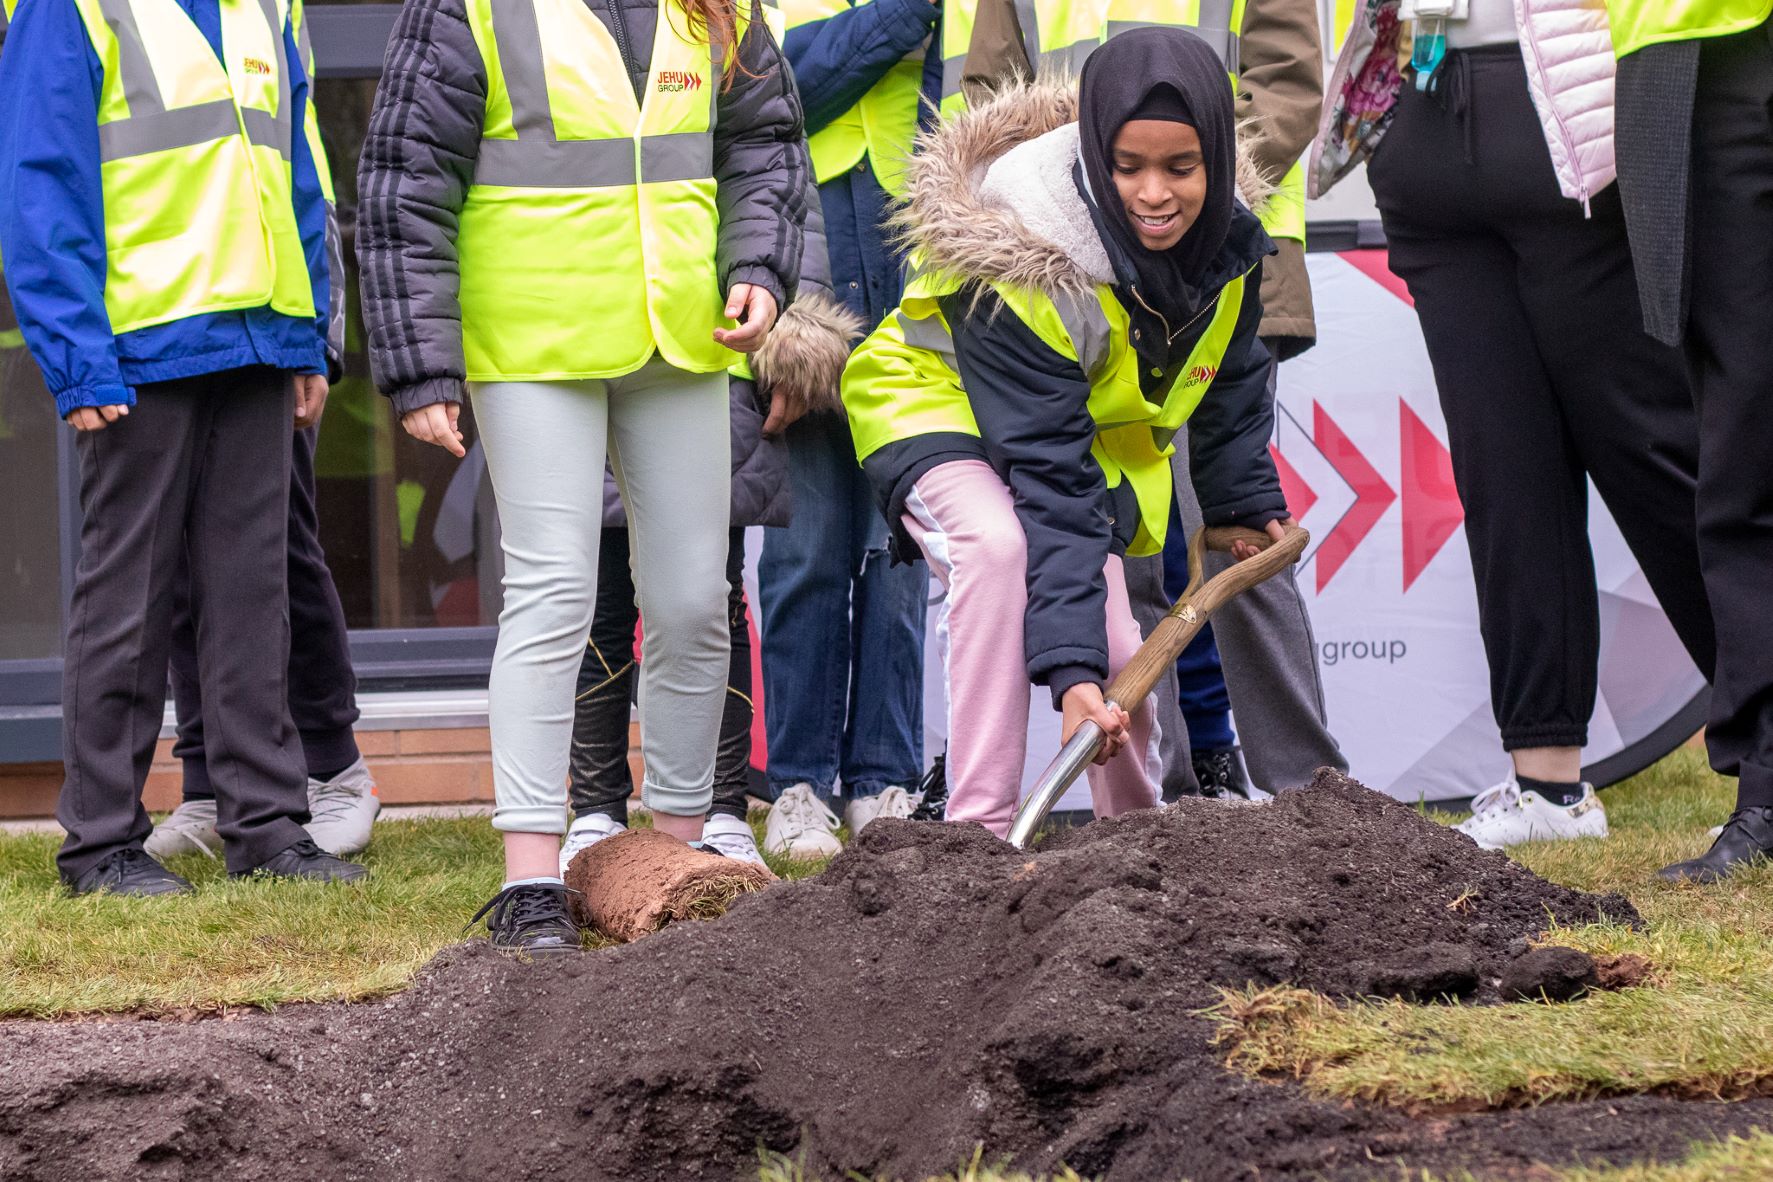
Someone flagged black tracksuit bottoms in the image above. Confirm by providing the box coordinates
[1368,46,1717,753]
[57,367,312,880]
[169,424,362,799]
[1687,24,1773,809]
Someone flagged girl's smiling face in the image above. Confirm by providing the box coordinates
[1109,119,1208,251]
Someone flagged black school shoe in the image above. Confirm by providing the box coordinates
[469,882,582,956]
[1658,807,1773,884]
[68,847,195,897]
[1189,747,1251,800]
[230,838,369,883]
[908,753,948,822]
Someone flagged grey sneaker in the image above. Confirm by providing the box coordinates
[145,799,222,862]
[304,758,381,857]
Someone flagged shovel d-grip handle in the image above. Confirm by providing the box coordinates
[1005,523,1309,849]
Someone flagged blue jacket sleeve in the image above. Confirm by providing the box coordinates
[942,287,1117,707]
[286,18,329,373]
[783,0,938,135]
[0,0,131,417]
[1185,274,1287,528]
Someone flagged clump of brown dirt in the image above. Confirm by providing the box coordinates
[3,771,1764,1182]
[564,827,777,942]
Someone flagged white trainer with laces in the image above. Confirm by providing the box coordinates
[304,758,382,856]
[145,799,223,862]
[843,785,918,836]
[1456,778,1609,850]
[763,784,843,858]
[700,813,767,865]
[559,812,627,876]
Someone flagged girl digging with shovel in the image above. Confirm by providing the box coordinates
[844,27,1294,837]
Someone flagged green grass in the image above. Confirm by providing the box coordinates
[1424,1130,1773,1182]
[1213,749,1773,1109]
[0,810,829,1018]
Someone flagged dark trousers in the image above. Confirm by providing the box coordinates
[170,426,360,799]
[570,527,753,822]
[58,367,311,879]
[1687,24,1773,808]
[1369,47,1717,751]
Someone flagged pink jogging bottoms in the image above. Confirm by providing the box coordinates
[903,459,1161,836]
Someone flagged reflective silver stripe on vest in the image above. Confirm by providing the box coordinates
[898,309,958,371]
[475,138,636,187]
[254,0,294,151]
[96,0,166,116]
[98,98,238,162]
[1102,22,1238,68]
[941,52,966,100]
[1051,288,1110,378]
[492,0,557,139]
[642,131,714,183]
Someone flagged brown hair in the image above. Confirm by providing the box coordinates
[667,0,757,90]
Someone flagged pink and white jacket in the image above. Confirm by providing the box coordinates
[1310,0,1617,209]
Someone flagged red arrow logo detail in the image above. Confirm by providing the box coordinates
[1312,404,1396,592]
[1399,400,1464,591]
[1269,442,1317,522]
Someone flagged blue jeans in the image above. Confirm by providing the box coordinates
[1162,497,1235,753]
[759,410,926,801]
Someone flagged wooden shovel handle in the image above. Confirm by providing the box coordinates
[1105,523,1309,710]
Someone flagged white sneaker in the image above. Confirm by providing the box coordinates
[763,784,843,859]
[304,758,382,856]
[145,799,222,862]
[700,814,766,865]
[560,812,627,876]
[843,785,918,836]
[1456,778,1609,850]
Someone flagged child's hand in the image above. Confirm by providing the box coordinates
[714,284,779,353]
[65,404,129,431]
[1231,516,1295,562]
[402,402,467,458]
[1062,682,1131,764]
[294,374,330,429]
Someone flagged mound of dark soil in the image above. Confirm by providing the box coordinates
[3,772,1766,1182]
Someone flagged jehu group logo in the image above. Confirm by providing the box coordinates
[657,70,704,93]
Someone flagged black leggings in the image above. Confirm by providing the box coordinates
[570,527,753,821]
[1369,46,1716,751]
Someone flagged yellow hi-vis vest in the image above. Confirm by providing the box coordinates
[940,0,980,115]
[1606,0,1773,57]
[843,265,1249,555]
[291,0,335,203]
[786,0,925,195]
[459,0,752,382]
[66,0,314,335]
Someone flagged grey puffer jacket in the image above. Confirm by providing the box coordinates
[358,0,811,415]
[604,182,862,528]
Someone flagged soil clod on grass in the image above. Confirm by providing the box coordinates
[1501,946,1600,1003]
[563,827,776,942]
[3,770,1764,1182]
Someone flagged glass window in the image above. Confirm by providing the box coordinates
[312,77,503,631]
[0,272,64,661]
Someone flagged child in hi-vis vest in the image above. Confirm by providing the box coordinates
[844,28,1293,835]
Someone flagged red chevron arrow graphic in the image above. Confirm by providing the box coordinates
[1399,400,1464,591]
[1312,403,1396,592]
[1269,442,1318,522]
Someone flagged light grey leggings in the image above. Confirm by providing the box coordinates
[470,360,731,833]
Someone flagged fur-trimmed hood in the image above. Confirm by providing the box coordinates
[891,79,1275,300]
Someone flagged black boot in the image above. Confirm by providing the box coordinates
[231,838,368,883]
[910,753,948,821]
[1658,807,1773,884]
[1189,747,1250,800]
[68,847,195,897]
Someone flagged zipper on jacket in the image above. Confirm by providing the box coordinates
[1516,0,1591,215]
[599,0,644,103]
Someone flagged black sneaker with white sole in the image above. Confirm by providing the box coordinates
[68,847,195,897]
[909,753,948,822]
[469,882,582,955]
[1188,747,1250,800]
[229,838,369,883]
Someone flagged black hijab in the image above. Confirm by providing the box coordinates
[1076,27,1237,319]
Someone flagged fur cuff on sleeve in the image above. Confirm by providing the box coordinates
[752,289,864,414]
